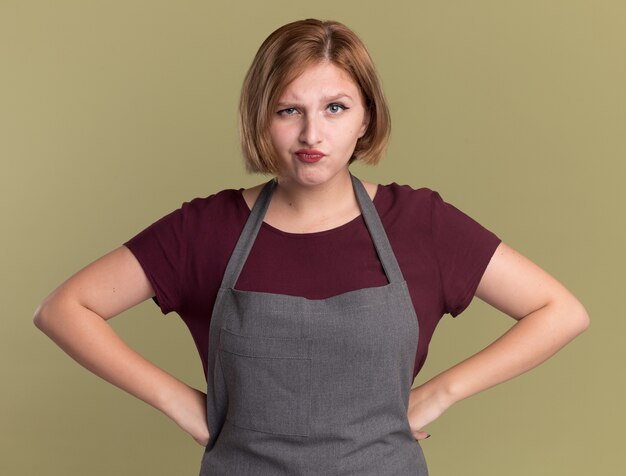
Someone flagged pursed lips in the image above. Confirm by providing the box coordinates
[295,149,325,162]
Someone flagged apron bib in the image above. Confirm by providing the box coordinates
[199,174,428,475]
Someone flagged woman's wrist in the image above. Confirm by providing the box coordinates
[407,375,457,436]
[157,381,209,445]
[412,373,459,410]
[156,378,194,416]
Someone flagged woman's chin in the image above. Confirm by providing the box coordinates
[277,166,351,188]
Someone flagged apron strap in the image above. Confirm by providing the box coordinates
[220,177,277,289]
[350,174,405,284]
[220,173,405,290]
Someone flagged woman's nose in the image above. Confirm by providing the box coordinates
[299,115,322,146]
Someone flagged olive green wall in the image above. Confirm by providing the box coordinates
[2,1,623,474]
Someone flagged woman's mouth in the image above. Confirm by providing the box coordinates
[295,149,325,163]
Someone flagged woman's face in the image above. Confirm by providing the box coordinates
[269,61,369,187]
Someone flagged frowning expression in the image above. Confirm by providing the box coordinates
[269,61,369,187]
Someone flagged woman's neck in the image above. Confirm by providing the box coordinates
[263,170,364,234]
[273,171,356,216]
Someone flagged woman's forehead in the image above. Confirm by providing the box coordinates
[278,62,361,100]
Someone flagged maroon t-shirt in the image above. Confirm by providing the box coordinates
[123,182,501,381]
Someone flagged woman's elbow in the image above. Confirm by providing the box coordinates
[561,297,590,338]
[33,297,54,333]
[574,301,590,334]
[33,292,66,334]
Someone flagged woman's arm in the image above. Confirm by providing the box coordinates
[407,242,590,440]
[33,246,209,446]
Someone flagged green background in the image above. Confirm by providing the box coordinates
[2,1,624,474]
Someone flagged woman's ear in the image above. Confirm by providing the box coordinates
[358,111,370,138]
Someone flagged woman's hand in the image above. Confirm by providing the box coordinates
[407,383,452,440]
[406,243,589,442]
[162,385,210,446]
[33,246,211,447]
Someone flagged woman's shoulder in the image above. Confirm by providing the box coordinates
[176,186,248,217]
[240,183,266,211]
[137,187,249,236]
[376,181,440,210]
[378,181,436,195]
[374,182,455,234]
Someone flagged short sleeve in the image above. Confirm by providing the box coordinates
[123,205,188,315]
[430,191,502,317]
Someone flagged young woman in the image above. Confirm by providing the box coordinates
[33,19,589,475]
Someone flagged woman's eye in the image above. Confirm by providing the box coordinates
[278,107,298,116]
[328,103,347,114]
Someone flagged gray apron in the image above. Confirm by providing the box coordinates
[199,174,428,475]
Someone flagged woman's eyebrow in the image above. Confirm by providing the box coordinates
[276,93,354,107]
[322,93,353,102]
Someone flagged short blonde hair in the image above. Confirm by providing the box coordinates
[239,19,391,175]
